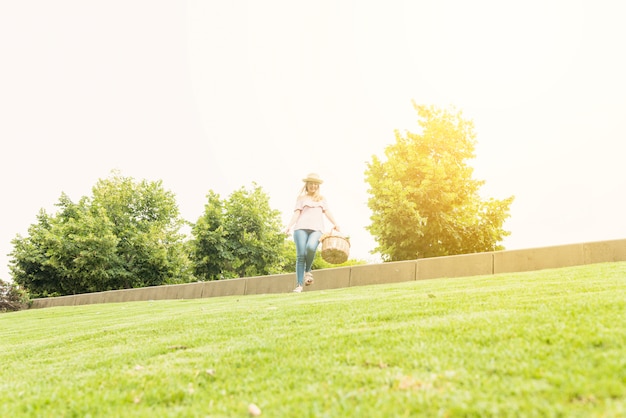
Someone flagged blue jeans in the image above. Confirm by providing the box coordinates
[293,229,322,286]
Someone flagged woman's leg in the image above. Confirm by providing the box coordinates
[304,230,322,272]
[293,229,309,287]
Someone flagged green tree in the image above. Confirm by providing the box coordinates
[190,184,286,280]
[89,174,191,288]
[365,103,514,261]
[10,173,191,297]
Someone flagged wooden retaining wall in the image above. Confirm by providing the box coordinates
[30,238,626,309]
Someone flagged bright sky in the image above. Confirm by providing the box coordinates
[2,1,625,281]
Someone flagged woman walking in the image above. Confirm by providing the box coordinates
[285,173,340,293]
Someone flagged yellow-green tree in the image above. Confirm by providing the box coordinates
[365,103,514,261]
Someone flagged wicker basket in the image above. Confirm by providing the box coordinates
[320,232,350,264]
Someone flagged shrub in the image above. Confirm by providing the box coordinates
[0,279,30,312]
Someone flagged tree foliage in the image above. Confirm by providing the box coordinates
[10,173,191,297]
[190,184,286,280]
[365,103,514,261]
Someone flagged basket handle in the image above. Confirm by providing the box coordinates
[321,228,339,242]
[326,228,345,237]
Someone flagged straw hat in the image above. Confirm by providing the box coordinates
[302,173,323,184]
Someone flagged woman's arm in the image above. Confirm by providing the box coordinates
[324,209,340,231]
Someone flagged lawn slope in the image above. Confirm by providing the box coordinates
[1,262,625,417]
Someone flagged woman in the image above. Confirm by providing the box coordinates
[285,173,340,293]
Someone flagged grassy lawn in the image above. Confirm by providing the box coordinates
[1,262,625,417]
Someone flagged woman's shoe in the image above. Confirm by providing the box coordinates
[293,285,303,293]
[304,272,314,286]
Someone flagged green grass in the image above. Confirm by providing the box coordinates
[1,263,625,417]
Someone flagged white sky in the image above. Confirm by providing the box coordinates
[2,1,625,281]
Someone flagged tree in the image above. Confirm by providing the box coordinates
[89,174,191,288]
[190,184,286,280]
[10,173,191,297]
[365,103,514,261]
